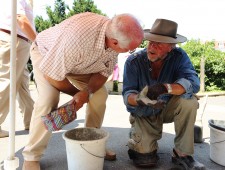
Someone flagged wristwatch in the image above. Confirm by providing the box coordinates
[165,84,172,94]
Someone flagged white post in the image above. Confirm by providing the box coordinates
[200,57,205,92]
[4,0,19,169]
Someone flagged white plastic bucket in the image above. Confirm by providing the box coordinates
[208,119,225,166]
[63,127,109,170]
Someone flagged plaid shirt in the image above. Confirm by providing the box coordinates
[36,12,118,81]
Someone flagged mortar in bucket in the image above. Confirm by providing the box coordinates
[208,119,225,166]
[63,127,109,170]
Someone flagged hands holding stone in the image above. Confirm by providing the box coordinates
[136,84,168,109]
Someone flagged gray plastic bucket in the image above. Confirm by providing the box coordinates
[208,119,225,166]
[63,127,109,170]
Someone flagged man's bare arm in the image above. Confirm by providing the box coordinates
[17,14,36,41]
[86,73,108,94]
[44,75,79,96]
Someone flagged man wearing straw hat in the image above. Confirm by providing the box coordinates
[122,18,205,169]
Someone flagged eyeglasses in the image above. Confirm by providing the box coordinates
[148,41,166,49]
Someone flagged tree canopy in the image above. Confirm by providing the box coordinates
[33,0,225,92]
[181,40,225,91]
[34,0,105,33]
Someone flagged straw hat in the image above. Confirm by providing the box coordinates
[144,19,187,43]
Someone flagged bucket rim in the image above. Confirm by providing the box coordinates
[208,119,225,131]
[62,127,109,143]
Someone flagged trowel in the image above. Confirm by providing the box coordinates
[194,95,208,143]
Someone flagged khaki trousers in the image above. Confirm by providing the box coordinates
[128,95,198,155]
[17,65,34,127]
[23,42,108,161]
[0,32,33,128]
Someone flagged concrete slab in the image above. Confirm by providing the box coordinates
[0,85,225,170]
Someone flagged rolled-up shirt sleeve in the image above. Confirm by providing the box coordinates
[174,49,200,98]
[123,89,138,112]
[175,77,199,98]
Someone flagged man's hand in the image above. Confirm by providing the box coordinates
[73,90,89,111]
[136,86,158,106]
[146,84,168,100]
[136,84,168,109]
[17,14,36,41]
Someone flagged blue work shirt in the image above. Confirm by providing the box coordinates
[122,47,200,117]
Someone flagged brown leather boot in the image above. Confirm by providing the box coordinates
[128,149,159,167]
[172,149,206,170]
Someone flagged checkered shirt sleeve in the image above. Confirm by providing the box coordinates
[36,12,118,81]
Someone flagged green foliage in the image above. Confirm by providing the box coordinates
[34,0,225,92]
[141,39,225,91]
[113,80,119,92]
[181,39,225,91]
[46,0,68,26]
[34,16,51,33]
[139,40,148,48]
[34,0,105,33]
[67,0,105,17]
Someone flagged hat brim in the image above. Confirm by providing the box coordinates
[144,29,187,43]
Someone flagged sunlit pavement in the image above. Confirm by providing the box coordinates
[1,84,225,170]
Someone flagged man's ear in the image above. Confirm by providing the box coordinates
[111,38,118,46]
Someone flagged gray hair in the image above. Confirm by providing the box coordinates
[106,14,143,49]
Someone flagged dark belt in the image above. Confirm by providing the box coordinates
[0,28,30,43]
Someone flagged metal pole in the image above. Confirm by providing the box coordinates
[4,0,19,169]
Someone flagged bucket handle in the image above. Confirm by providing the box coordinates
[80,144,105,158]
[210,139,225,144]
